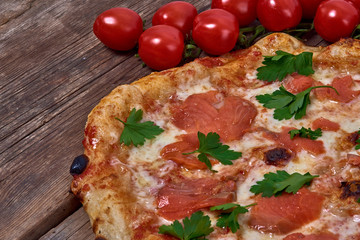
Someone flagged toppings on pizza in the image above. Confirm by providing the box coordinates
[264,147,293,166]
[288,127,322,140]
[355,129,360,150]
[256,51,314,82]
[256,85,338,120]
[182,132,242,171]
[314,75,360,103]
[340,181,360,201]
[156,177,236,220]
[158,211,214,240]
[311,118,340,132]
[70,154,89,175]
[283,74,314,94]
[115,108,164,146]
[347,154,360,166]
[283,232,339,240]
[264,127,325,156]
[250,170,318,197]
[210,203,256,233]
[171,91,257,141]
[248,188,324,234]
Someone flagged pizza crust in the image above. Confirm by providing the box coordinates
[71,33,360,240]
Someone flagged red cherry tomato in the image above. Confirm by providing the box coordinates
[93,8,143,51]
[138,25,184,71]
[299,0,325,19]
[211,0,257,27]
[192,9,239,55]
[152,1,197,37]
[346,0,360,17]
[314,0,359,42]
[257,0,302,31]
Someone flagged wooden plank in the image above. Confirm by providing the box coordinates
[0,0,210,239]
[40,208,94,240]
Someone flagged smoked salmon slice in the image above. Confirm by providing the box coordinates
[314,75,360,103]
[283,232,339,240]
[311,118,340,132]
[248,188,324,234]
[172,91,257,142]
[156,177,236,220]
[160,134,218,169]
[283,74,315,94]
[263,127,325,156]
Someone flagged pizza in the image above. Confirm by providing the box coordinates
[70,33,360,240]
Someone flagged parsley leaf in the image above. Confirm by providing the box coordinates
[257,51,315,82]
[183,132,242,171]
[358,198,360,203]
[116,108,164,146]
[210,203,256,233]
[158,211,214,240]
[355,129,360,150]
[250,170,319,197]
[289,127,322,140]
[256,85,338,120]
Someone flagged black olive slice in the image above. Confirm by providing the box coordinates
[340,181,360,200]
[70,154,89,176]
[264,147,292,166]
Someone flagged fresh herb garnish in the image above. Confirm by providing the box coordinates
[355,129,360,150]
[357,198,360,203]
[115,108,164,146]
[210,203,256,233]
[250,170,319,197]
[256,85,338,120]
[257,51,315,82]
[183,132,242,171]
[289,127,322,140]
[158,211,213,240]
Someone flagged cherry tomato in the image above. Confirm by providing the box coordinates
[138,25,184,71]
[299,0,325,19]
[314,0,359,42]
[257,0,302,31]
[211,0,257,27]
[346,0,360,17]
[192,9,239,55]
[152,1,197,37]
[93,8,143,51]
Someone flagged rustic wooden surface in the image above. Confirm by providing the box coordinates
[0,0,327,239]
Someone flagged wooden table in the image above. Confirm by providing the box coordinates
[0,0,328,239]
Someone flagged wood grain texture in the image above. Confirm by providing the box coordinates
[0,0,328,239]
[40,208,93,240]
[0,0,210,239]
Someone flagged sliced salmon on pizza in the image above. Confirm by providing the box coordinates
[283,232,339,240]
[156,177,236,220]
[248,188,324,234]
[263,127,325,156]
[171,91,257,142]
[311,118,340,132]
[315,75,360,103]
[283,73,315,94]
